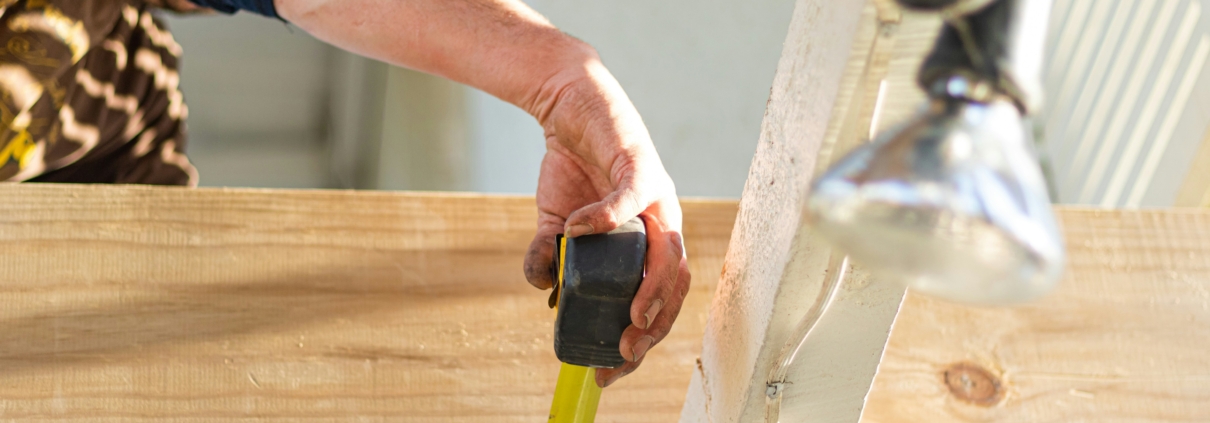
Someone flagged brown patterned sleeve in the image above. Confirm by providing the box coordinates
[1,0,198,186]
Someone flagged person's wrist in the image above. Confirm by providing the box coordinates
[519,38,606,123]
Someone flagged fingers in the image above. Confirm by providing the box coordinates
[631,227,684,331]
[523,236,555,290]
[596,354,644,388]
[589,198,686,387]
[562,176,648,238]
[596,355,644,388]
[523,214,567,290]
[605,212,691,387]
[601,258,688,388]
[617,256,689,354]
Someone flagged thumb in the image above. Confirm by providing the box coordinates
[563,178,648,238]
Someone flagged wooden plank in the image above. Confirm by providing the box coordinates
[0,183,736,422]
[861,209,1210,422]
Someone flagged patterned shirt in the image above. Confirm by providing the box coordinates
[0,0,195,186]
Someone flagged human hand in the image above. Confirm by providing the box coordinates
[277,0,687,388]
[521,57,690,388]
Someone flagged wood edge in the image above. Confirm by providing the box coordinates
[7,183,742,209]
[1175,126,1210,207]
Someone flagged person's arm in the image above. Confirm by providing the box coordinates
[276,0,689,388]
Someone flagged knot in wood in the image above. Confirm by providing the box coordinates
[943,362,1003,406]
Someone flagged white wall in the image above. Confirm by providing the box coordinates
[467,90,545,194]
[1041,0,1210,207]
[164,12,339,189]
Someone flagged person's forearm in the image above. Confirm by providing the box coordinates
[276,0,598,120]
[274,1,682,388]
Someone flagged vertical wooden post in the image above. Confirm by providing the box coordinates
[680,1,907,421]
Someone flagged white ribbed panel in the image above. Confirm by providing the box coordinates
[1043,0,1210,207]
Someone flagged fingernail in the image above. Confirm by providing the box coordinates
[641,300,663,330]
[566,223,594,238]
[630,336,654,362]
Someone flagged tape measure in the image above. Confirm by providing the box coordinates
[547,217,646,423]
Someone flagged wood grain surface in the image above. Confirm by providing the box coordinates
[862,209,1210,422]
[0,183,737,422]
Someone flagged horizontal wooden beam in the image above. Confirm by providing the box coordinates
[861,209,1210,422]
[0,184,736,422]
[6,183,1210,421]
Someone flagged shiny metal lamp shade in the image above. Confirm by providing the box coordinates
[805,98,1064,304]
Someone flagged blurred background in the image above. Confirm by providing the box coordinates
[163,0,795,197]
[163,0,1210,206]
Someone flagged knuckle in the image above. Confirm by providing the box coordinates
[622,191,644,212]
[662,267,679,288]
[670,234,686,258]
[649,324,671,341]
[599,213,622,229]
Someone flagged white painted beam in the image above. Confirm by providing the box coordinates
[679,0,907,421]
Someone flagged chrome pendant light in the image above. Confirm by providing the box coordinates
[805,0,1063,305]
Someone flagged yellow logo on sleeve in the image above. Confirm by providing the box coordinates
[0,129,36,169]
